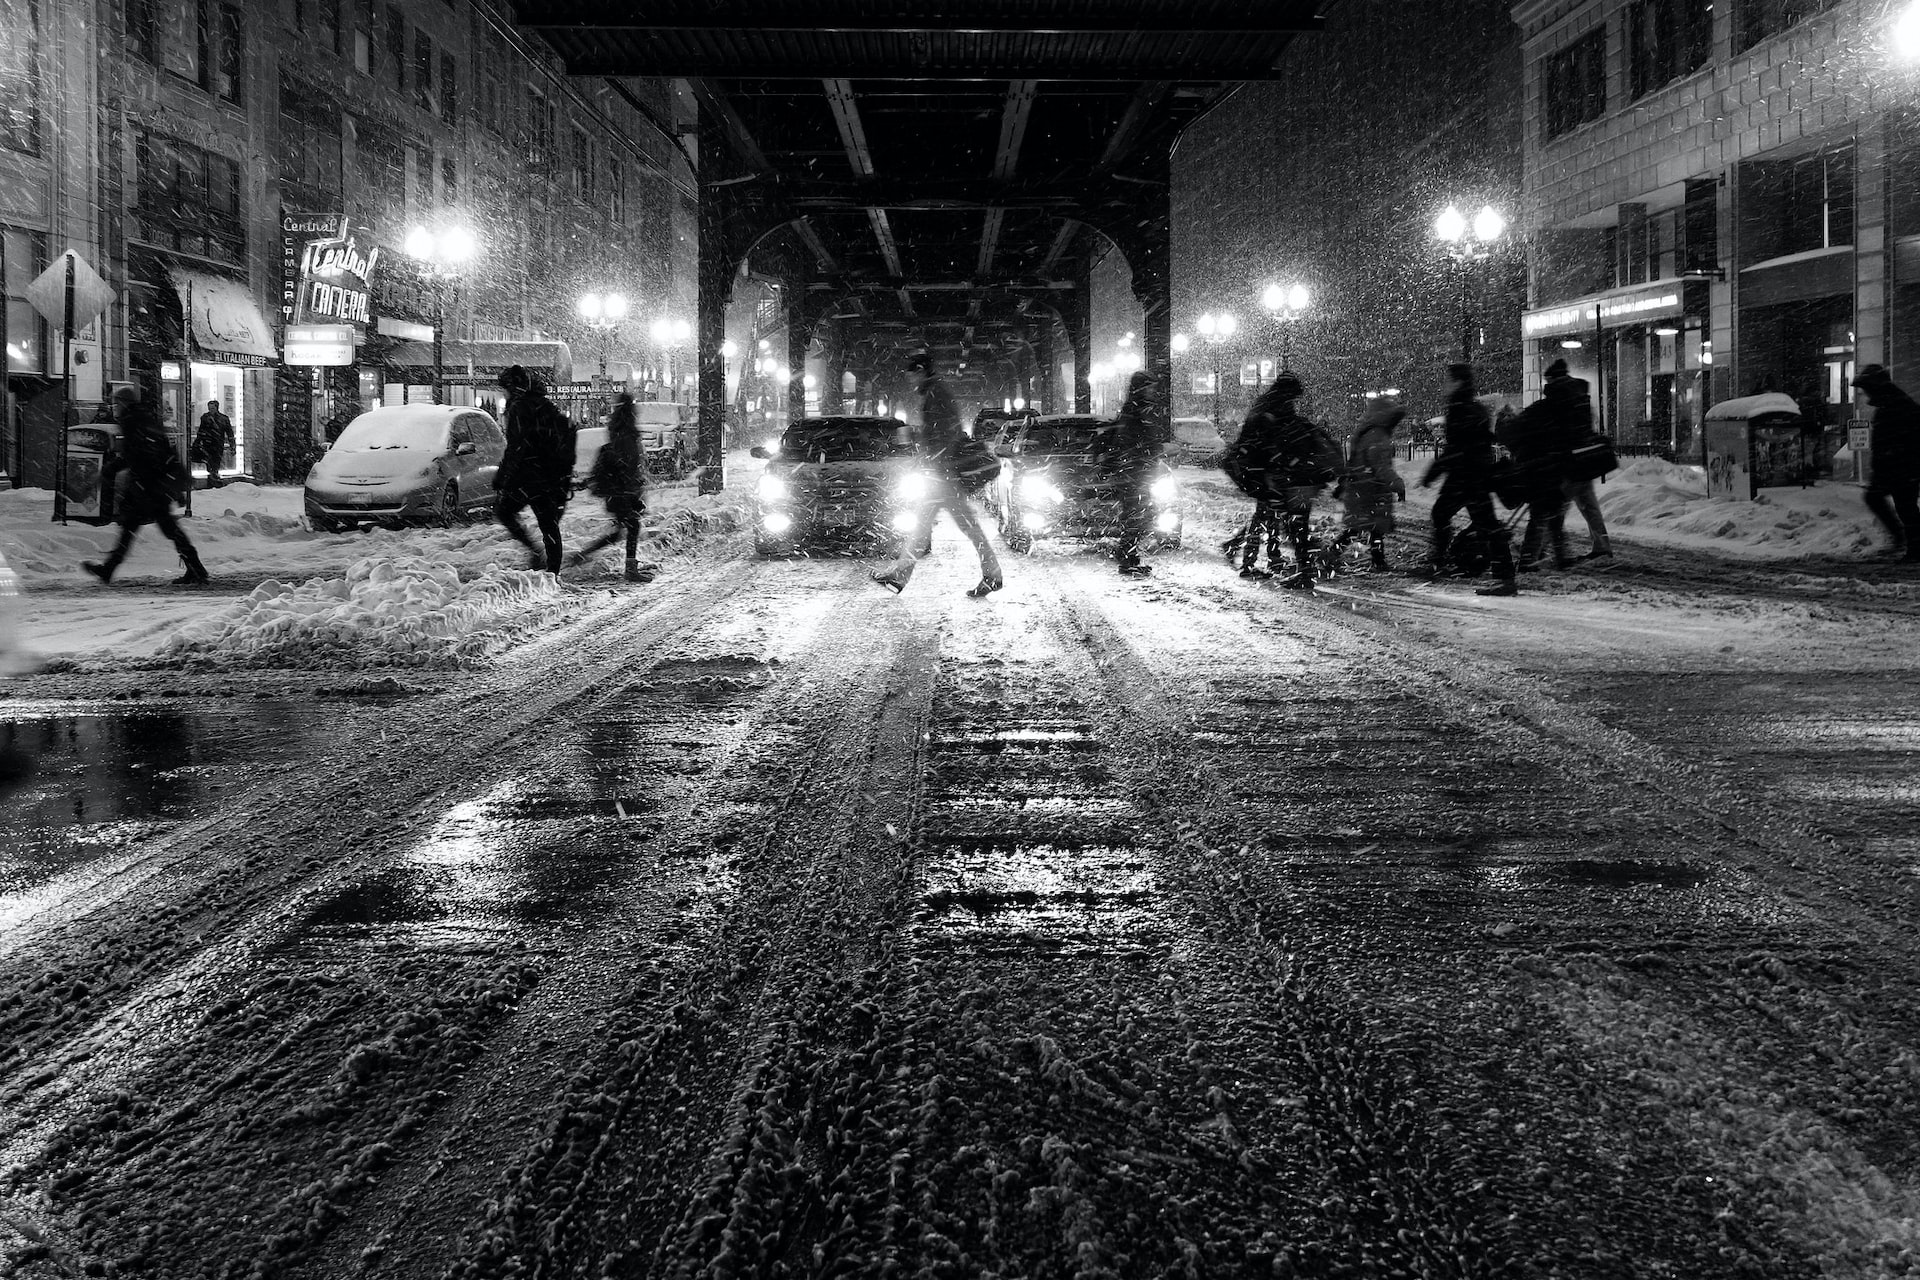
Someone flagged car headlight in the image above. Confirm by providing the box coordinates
[1150,476,1178,504]
[763,511,793,534]
[756,473,787,503]
[1019,475,1062,505]
[891,511,918,532]
[897,472,929,501]
[1154,510,1180,532]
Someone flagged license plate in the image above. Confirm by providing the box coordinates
[820,508,857,527]
[346,493,374,505]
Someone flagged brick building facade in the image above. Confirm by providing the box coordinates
[1516,0,1920,456]
[2,0,692,489]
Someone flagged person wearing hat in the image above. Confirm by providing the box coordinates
[82,386,209,586]
[1499,360,1578,571]
[493,364,576,573]
[1546,359,1611,560]
[1096,368,1164,576]
[569,391,656,582]
[1224,372,1335,587]
[193,399,236,488]
[1421,363,1518,593]
[872,351,1003,597]
[1851,364,1920,561]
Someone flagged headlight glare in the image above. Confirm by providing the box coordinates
[756,473,787,503]
[1019,475,1061,505]
[763,511,793,534]
[1154,510,1180,532]
[1150,476,1178,504]
[897,472,929,501]
[891,511,918,532]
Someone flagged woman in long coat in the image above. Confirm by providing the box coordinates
[1338,400,1407,571]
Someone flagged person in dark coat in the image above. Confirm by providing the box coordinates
[1097,369,1163,577]
[569,393,655,582]
[1224,373,1331,584]
[1501,360,1577,571]
[1548,364,1611,560]
[1422,363,1518,594]
[872,351,1003,597]
[83,386,209,586]
[494,365,575,573]
[1335,399,1407,571]
[1851,364,1920,561]
[193,400,236,487]
[1220,381,1288,576]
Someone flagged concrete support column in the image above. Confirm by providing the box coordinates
[1854,115,1890,377]
[696,117,738,494]
[1070,259,1092,413]
[1711,167,1738,413]
[786,281,809,420]
[1035,323,1054,411]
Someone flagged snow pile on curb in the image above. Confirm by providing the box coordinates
[158,556,565,669]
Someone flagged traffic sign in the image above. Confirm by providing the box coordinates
[26,251,115,333]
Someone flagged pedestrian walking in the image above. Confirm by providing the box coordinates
[494,365,576,573]
[1335,399,1407,572]
[872,352,1003,597]
[568,392,655,582]
[1097,369,1162,577]
[83,386,209,586]
[1548,363,1612,560]
[1501,361,1578,572]
[1226,374,1338,588]
[192,400,236,488]
[1850,364,1920,561]
[1422,364,1518,595]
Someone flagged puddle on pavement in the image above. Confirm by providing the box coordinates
[932,724,1102,755]
[0,702,325,910]
[914,837,1164,956]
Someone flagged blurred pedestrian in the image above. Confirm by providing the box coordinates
[83,386,208,586]
[193,399,236,488]
[494,365,576,573]
[1501,360,1577,572]
[569,391,655,582]
[1423,364,1518,595]
[1851,364,1920,561]
[1549,363,1612,560]
[873,351,1003,597]
[1097,369,1162,577]
[1336,398,1407,572]
[1234,373,1338,588]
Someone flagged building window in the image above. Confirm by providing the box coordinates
[439,51,456,122]
[278,78,343,195]
[442,154,457,207]
[387,7,406,93]
[0,0,39,155]
[1544,28,1608,139]
[355,115,405,238]
[352,0,373,74]
[572,127,594,204]
[1783,146,1854,252]
[413,29,433,112]
[1681,178,1718,275]
[213,5,243,104]
[527,85,552,161]
[133,129,245,263]
[1628,0,1711,99]
[1736,0,1837,52]
[4,226,46,373]
[128,0,243,104]
[609,155,625,223]
[414,145,435,218]
[295,0,341,58]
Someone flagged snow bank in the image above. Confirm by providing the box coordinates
[158,556,566,669]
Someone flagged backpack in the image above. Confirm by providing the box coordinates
[1273,418,1342,488]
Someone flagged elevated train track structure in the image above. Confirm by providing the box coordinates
[513,1,1324,489]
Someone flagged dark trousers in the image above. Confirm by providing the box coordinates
[496,489,565,572]
[1431,482,1515,582]
[1865,476,1920,554]
[579,498,643,561]
[1518,483,1571,566]
[103,506,202,575]
[1117,476,1152,565]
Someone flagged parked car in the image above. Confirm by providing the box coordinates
[1170,416,1224,465]
[748,416,926,557]
[304,405,505,531]
[972,407,1035,441]
[0,544,29,677]
[985,413,1183,554]
[571,401,695,488]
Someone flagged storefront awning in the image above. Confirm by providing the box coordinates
[1522,280,1704,340]
[383,339,573,384]
[170,268,278,367]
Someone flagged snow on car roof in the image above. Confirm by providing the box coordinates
[343,405,493,429]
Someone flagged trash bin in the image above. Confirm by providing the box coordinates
[63,424,117,525]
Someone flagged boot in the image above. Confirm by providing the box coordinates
[624,559,655,583]
[174,548,210,586]
[1476,580,1519,597]
[1369,535,1390,573]
[82,561,114,584]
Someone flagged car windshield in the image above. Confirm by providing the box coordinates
[781,420,910,462]
[1022,422,1106,454]
[335,414,447,452]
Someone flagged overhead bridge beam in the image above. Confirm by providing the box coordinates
[522,11,1324,35]
[557,55,1298,80]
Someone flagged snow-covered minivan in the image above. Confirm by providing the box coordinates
[305,405,506,531]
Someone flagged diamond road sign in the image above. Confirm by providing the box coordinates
[25,251,115,332]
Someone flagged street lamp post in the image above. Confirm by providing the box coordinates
[405,225,477,404]
[1194,311,1238,433]
[576,290,629,380]
[1260,282,1311,373]
[650,317,693,400]
[1433,204,1506,365]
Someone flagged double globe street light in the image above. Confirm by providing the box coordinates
[405,225,478,405]
[576,290,629,379]
[1433,203,1507,364]
[649,316,693,399]
[1261,282,1311,371]
[1180,311,1238,433]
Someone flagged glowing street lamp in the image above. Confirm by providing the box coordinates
[1898,0,1920,58]
[1260,281,1311,374]
[1192,312,1238,432]
[576,290,629,378]
[406,225,478,403]
[1433,203,1507,364]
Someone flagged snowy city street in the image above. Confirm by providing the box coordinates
[6,0,1920,1274]
[3,468,1919,1277]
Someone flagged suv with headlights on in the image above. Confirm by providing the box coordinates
[985,413,1183,554]
[749,416,927,556]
